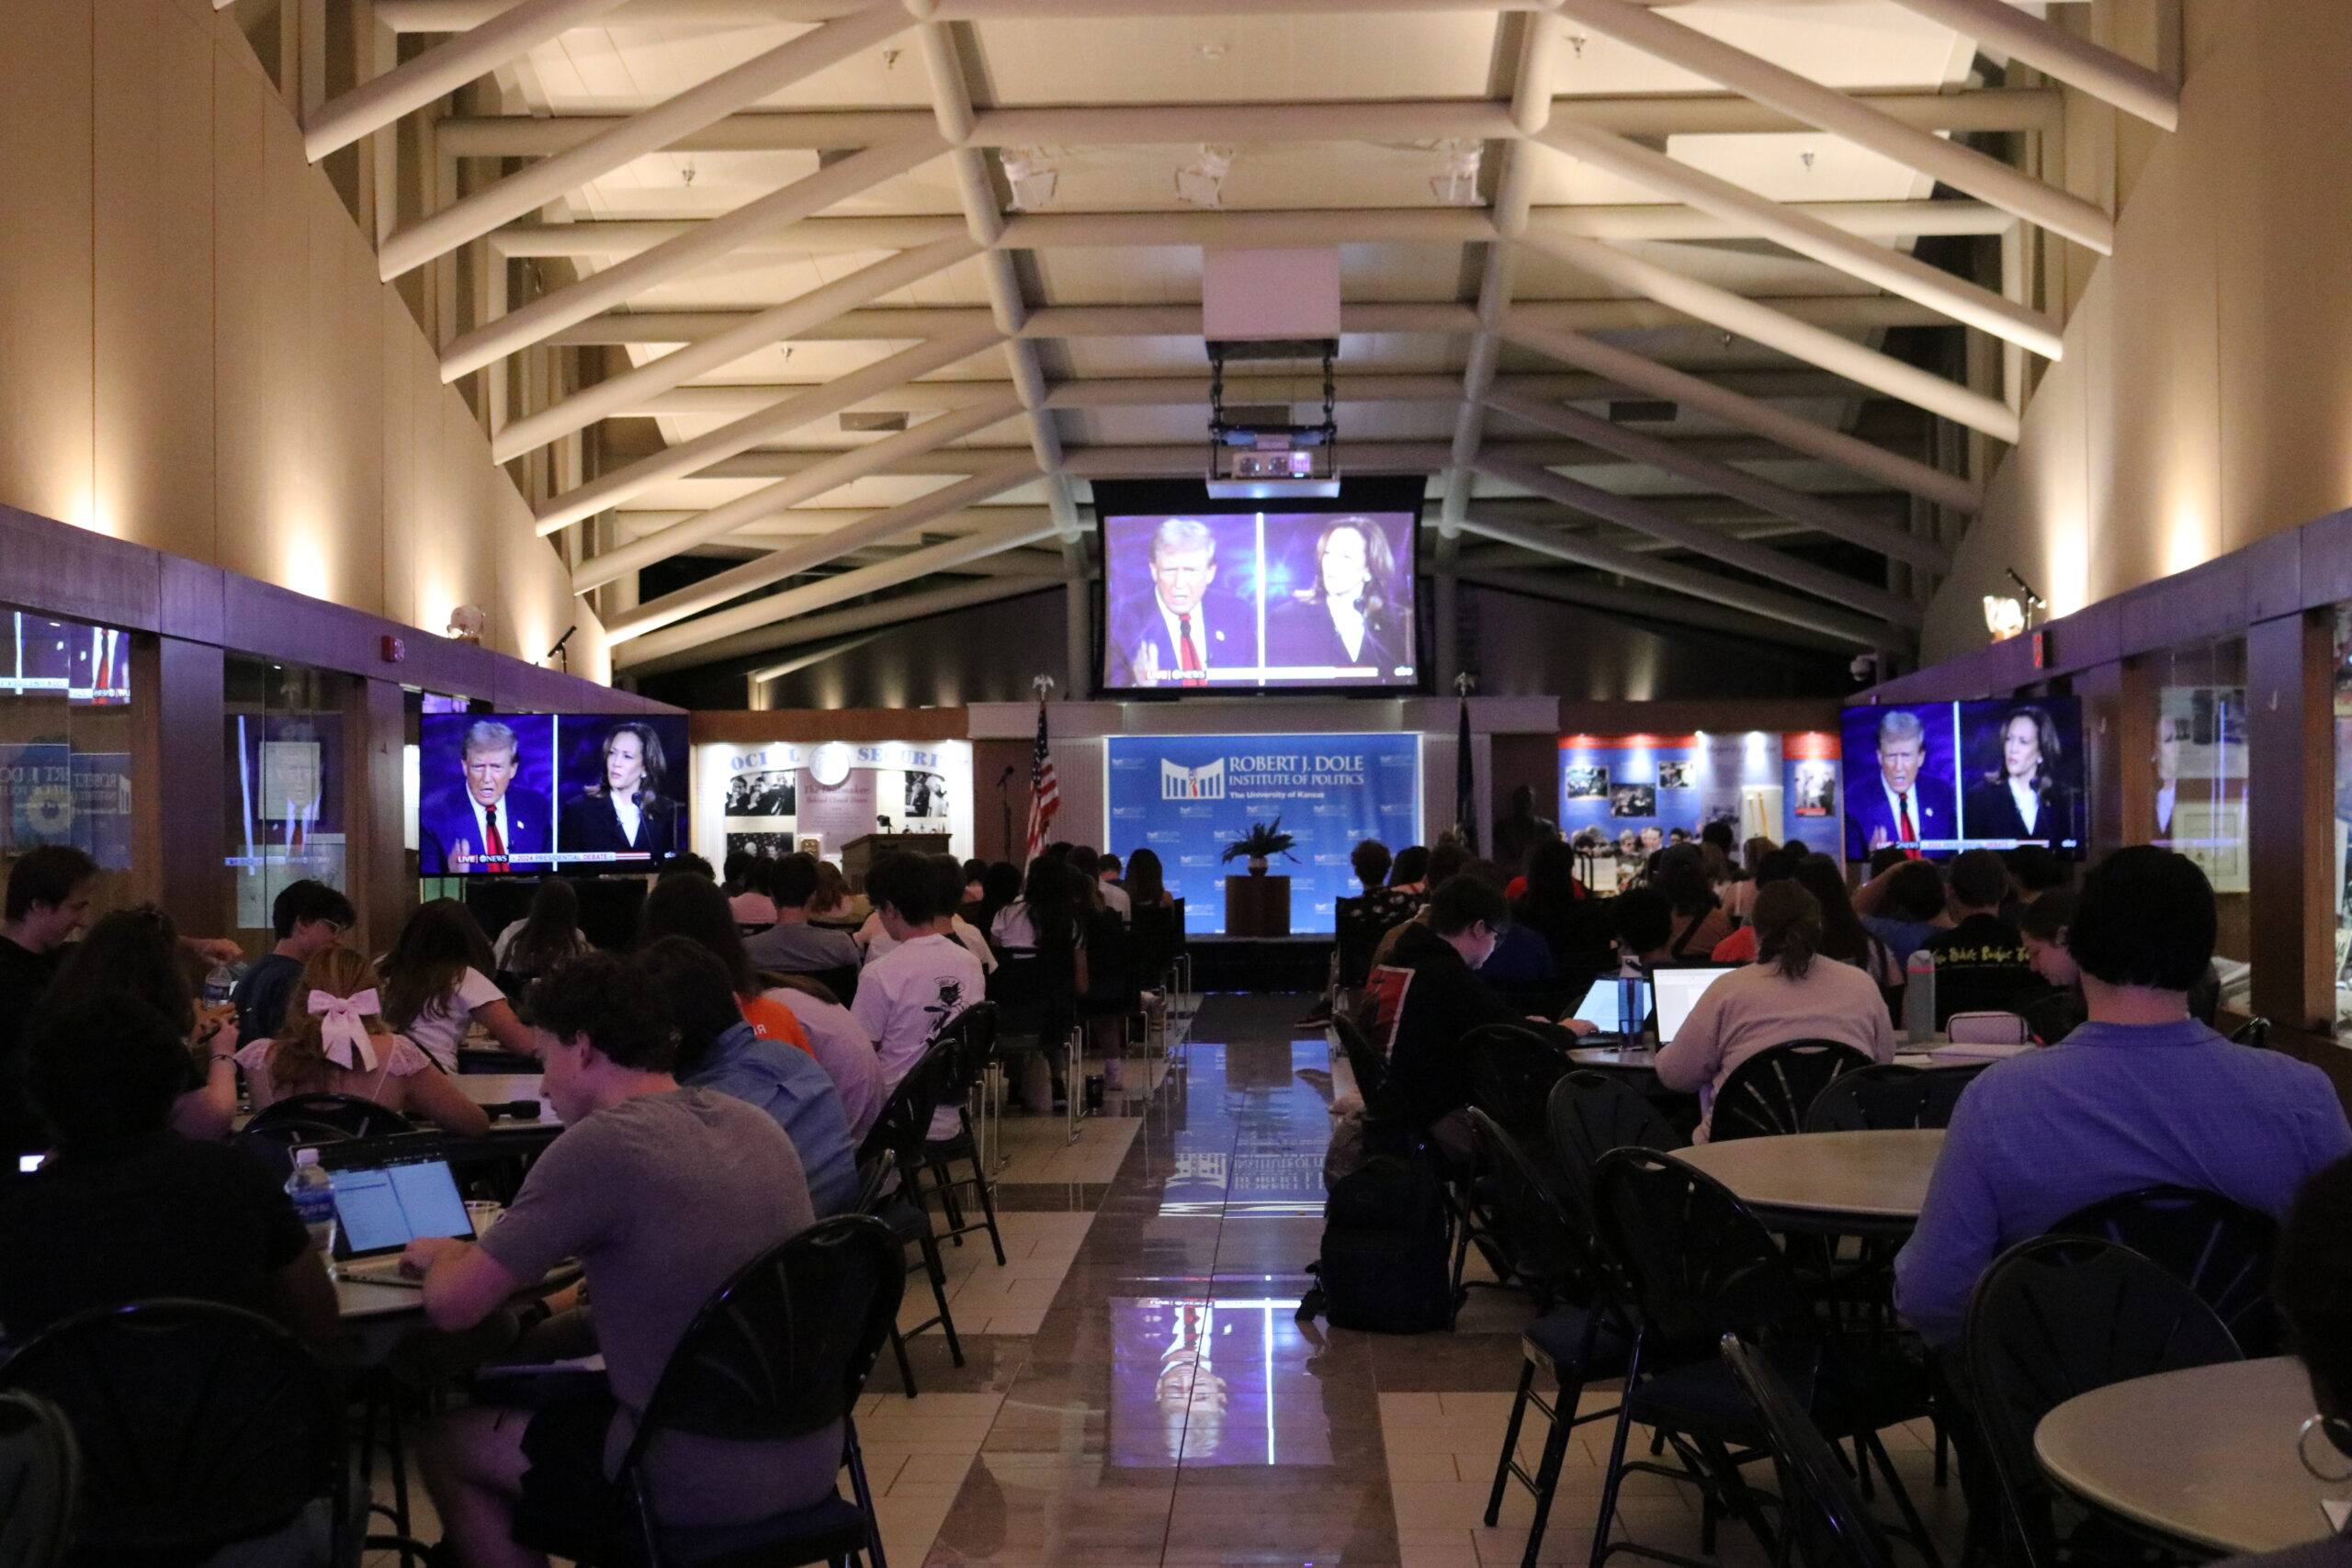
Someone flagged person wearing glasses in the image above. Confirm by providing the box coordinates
[231,879,356,1045]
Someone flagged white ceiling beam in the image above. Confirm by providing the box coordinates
[1520,229,2022,442]
[1001,209,1494,248]
[440,134,944,381]
[617,504,1047,539]
[377,0,865,26]
[615,515,1067,667]
[540,328,1004,533]
[1878,0,2177,131]
[1549,0,2116,254]
[378,6,913,280]
[434,89,2059,153]
[1454,564,1864,654]
[302,0,631,163]
[495,236,978,462]
[572,391,1027,580]
[492,199,2008,262]
[1502,314,1978,513]
[546,293,1956,345]
[1533,125,2062,360]
[1483,388,1949,571]
[1473,450,1921,626]
[607,461,1040,642]
[1454,510,1899,651]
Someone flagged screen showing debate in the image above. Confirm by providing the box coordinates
[1098,509,1419,693]
[416,713,692,875]
[1838,698,2086,862]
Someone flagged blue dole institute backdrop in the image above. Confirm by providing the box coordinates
[1106,734,1421,934]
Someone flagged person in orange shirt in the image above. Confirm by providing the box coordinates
[639,874,812,1055]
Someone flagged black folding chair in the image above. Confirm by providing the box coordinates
[1719,1336,1899,1568]
[857,1040,967,1393]
[1330,1010,1390,1111]
[516,1215,907,1568]
[1463,1109,1633,1568]
[0,1392,78,1568]
[1962,1235,2243,1568]
[2048,1185,2278,1355]
[1332,895,1387,993]
[1544,1071,1683,1209]
[1589,1148,1942,1568]
[0,1299,352,1568]
[1803,1063,1981,1133]
[248,1092,413,1140]
[922,1003,1006,1266]
[1465,1023,1571,1153]
[232,1118,354,1184]
[1709,1042,1873,1142]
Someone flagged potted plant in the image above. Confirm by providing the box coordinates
[1222,818,1298,877]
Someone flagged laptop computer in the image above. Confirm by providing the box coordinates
[1566,976,1650,1041]
[311,1134,475,1281]
[1652,964,1738,1046]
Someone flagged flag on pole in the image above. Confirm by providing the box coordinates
[1023,697,1059,863]
[1453,691,1477,854]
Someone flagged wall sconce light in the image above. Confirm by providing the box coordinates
[1983,595,2025,641]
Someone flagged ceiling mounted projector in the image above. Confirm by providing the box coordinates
[1201,248,1343,499]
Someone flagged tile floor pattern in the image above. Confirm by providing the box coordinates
[371,997,1973,1568]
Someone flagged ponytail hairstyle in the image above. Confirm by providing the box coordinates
[1752,880,1825,982]
[270,946,391,1093]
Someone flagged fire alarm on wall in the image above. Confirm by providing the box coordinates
[381,635,406,664]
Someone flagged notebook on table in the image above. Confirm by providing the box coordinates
[311,1134,476,1282]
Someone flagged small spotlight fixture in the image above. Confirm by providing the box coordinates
[1983,595,2025,642]
[1430,140,1483,206]
[1002,148,1058,210]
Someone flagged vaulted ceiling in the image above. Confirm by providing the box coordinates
[274,0,2174,690]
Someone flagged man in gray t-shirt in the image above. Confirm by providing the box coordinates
[404,953,837,1558]
[743,852,862,977]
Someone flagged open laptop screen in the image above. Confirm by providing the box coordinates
[314,1135,474,1258]
[1566,976,1648,1037]
[1652,965,1738,1046]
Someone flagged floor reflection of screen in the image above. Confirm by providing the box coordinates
[1111,1298,1334,1469]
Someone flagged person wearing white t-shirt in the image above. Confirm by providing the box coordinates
[855,908,997,974]
[851,854,984,1137]
[379,899,541,1071]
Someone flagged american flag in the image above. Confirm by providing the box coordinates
[1023,697,1059,863]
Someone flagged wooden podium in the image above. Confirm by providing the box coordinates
[841,831,952,892]
[1224,874,1292,938]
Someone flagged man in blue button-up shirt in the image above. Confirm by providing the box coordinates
[1894,846,2352,1346]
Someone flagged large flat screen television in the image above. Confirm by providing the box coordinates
[1093,478,1424,694]
[417,713,691,875]
[1838,697,2086,861]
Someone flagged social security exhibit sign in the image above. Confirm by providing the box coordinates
[1106,733,1421,934]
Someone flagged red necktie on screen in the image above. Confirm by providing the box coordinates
[1897,794,1923,860]
[484,804,506,861]
[1177,615,1206,687]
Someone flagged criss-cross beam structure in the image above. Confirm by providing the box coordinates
[293,0,2171,666]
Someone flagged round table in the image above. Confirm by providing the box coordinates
[1566,1048,1944,1074]
[1672,1128,1944,1237]
[2036,1357,2342,1556]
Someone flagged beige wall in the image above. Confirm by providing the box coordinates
[1928,0,2352,663]
[0,0,607,681]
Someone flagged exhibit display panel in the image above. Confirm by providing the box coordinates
[693,738,973,865]
[1556,730,1842,882]
[0,611,139,892]
[226,658,348,931]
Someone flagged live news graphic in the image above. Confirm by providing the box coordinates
[1099,510,1419,693]
[416,712,691,875]
[1838,698,2086,862]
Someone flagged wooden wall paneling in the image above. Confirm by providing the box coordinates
[2245,609,2334,1033]
[691,710,973,745]
[972,739,1029,863]
[93,1,216,561]
[129,637,167,908]
[351,676,409,953]
[2112,655,2155,849]
[0,0,96,532]
[156,637,227,930]
[2073,658,2127,861]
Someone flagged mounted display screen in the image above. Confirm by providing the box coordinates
[416,713,691,874]
[1094,478,1424,694]
[1838,697,2086,861]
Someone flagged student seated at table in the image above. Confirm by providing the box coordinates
[381,899,543,1071]
[1893,847,2352,1347]
[639,937,858,1217]
[1919,848,2051,1024]
[1708,848,1801,964]
[1367,841,1472,970]
[1611,885,1677,974]
[491,877,594,994]
[2220,1156,2352,1568]
[856,852,984,1135]
[2017,888,2086,1043]
[1657,845,1734,961]
[405,952,831,1562]
[640,873,811,1053]
[1652,881,1896,1141]
[741,852,863,977]
[232,878,356,1045]
[236,948,491,1139]
[45,906,242,1142]
[0,994,338,1345]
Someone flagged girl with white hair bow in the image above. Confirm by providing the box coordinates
[237,948,491,1138]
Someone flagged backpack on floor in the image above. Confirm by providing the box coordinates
[1300,1151,1454,1334]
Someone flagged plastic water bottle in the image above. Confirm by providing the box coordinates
[1904,950,1939,1046]
[202,961,240,1007]
[285,1147,337,1255]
